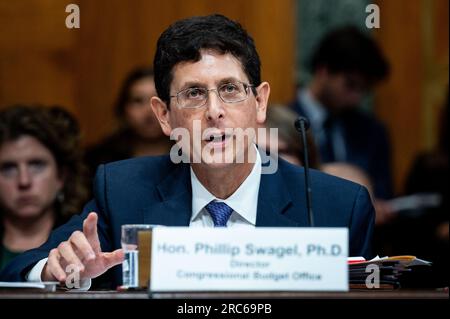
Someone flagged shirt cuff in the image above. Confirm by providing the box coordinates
[26,258,92,291]
[26,258,48,282]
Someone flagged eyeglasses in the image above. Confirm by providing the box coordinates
[170,81,254,109]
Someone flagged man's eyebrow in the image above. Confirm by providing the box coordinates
[178,77,244,91]
[178,81,206,91]
[217,77,241,85]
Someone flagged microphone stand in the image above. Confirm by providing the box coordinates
[295,117,314,227]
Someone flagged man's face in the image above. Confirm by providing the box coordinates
[0,136,63,219]
[151,50,270,169]
[319,70,368,112]
[124,77,162,140]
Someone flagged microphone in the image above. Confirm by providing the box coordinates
[294,116,314,227]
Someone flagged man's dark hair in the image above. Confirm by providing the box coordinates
[153,14,261,105]
[115,66,154,118]
[310,26,389,85]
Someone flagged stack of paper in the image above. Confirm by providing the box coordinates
[348,256,432,289]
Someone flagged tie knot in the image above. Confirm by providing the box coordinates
[205,201,233,227]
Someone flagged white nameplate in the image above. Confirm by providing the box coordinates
[150,227,348,292]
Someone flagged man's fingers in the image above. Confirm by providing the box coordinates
[83,212,101,254]
[57,242,85,272]
[102,248,125,269]
[47,249,67,282]
[82,212,97,237]
[69,231,96,261]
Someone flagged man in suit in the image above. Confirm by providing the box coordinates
[0,15,375,289]
[291,26,393,200]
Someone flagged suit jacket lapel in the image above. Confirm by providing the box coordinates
[255,161,300,227]
[142,155,303,227]
[142,162,192,226]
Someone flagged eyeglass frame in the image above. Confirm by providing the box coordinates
[169,81,256,109]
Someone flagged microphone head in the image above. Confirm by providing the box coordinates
[294,116,310,132]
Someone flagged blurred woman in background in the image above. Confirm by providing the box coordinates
[0,105,88,271]
[85,67,172,179]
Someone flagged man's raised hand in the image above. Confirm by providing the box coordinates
[42,212,124,284]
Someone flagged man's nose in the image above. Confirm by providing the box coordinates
[18,166,32,189]
[205,90,225,122]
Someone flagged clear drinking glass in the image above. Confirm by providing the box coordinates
[121,224,154,288]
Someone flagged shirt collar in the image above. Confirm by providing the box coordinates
[190,145,261,225]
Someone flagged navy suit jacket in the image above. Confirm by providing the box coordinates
[0,155,375,288]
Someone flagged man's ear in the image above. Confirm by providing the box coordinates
[255,82,270,125]
[151,96,172,136]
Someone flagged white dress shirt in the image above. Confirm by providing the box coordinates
[28,145,263,289]
[190,146,261,228]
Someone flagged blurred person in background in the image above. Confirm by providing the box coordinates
[321,161,396,227]
[0,105,88,271]
[321,162,374,198]
[258,105,319,168]
[291,26,392,200]
[85,67,172,180]
[376,94,448,287]
[405,96,448,246]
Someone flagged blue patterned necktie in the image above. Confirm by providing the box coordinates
[205,201,233,227]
